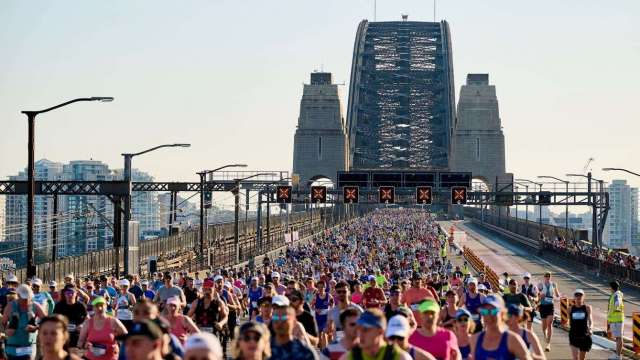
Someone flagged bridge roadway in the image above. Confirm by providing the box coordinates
[440,220,629,359]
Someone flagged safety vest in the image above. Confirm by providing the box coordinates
[462,264,470,276]
[440,246,447,258]
[608,291,624,323]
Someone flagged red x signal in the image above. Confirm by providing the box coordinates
[310,186,327,203]
[343,186,359,204]
[416,186,432,204]
[276,185,292,204]
[378,186,395,204]
[451,186,467,205]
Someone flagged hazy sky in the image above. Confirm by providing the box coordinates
[1,0,639,195]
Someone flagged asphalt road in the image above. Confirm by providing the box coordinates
[440,220,629,359]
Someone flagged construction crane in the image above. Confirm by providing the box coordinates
[583,157,594,174]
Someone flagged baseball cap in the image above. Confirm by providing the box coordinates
[356,310,386,329]
[238,321,268,338]
[203,279,215,288]
[395,306,412,319]
[482,294,505,309]
[257,296,272,306]
[418,299,440,313]
[223,281,232,289]
[32,278,43,287]
[141,280,149,286]
[455,308,472,320]
[213,275,224,282]
[6,274,18,283]
[386,315,410,338]
[16,284,32,300]
[92,296,107,306]
[49,280,57,288]
[411,272,422,280]
[574,289,585,296]
[121,320,163,341]
[523,272,531,279]
[119,279,130,287]
[65,273,75,281]
[467,277,478,285]
[367,275,376,281]
[166,297,181,306]
[272,295,290,307]
[271,271,280,278]
[478,284,487,291]
[184,332,223,359]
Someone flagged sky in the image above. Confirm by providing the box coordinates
[1,0,639,196]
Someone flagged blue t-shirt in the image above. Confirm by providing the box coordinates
[270,339,318,360]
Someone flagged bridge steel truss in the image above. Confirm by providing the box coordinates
[346,20,456,169]
[0,176,288,276]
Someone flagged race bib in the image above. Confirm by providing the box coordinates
[572,312,586,320]
[201,327,214,333]
[317,309,329,316]
[545,297,554,303]
[15,347,32,356]
[91,345,107,357]
[336,331,345,340]
[251,301,258,308]
[471,314,480,321]
[67,323,77,332]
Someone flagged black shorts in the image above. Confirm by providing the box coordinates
[569,333,592,352]
[539,304,554,318]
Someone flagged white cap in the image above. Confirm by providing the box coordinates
[17,284,33,300]
[141,280,149,286]
[467,277,478,285]
[166,296,181,306]
[478,284,487,291]
[574,289,585,295]
[223,281,232,289]
[523,272,532,279]
[49,280,57,288]
[386,315,410,338]
[271,271,280,278]
[213,275,224,282]
[32,278,43,286]
[184,333,223,359]
[65,273,74,281]
[119,279,130,287]
[272,295,290,307]
[6,274,18,283]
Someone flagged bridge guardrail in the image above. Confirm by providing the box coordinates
[9,207,363,283]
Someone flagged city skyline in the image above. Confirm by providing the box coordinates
[1,1,638,189]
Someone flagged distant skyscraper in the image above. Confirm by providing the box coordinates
[5,159,63,248]
[113,168,161,237]
[61,160,114,256]
[604,179,639,250]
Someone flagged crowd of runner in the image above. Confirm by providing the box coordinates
[0,209,626,360]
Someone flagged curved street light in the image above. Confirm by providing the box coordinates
[538,175,570,236]
[602,168,640,178]
[23,97,114,278]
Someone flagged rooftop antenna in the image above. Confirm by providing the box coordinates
[433,0,436,21]
[401,14,408,22]
[374,0,377,21]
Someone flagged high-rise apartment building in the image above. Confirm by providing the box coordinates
[604,180,639,251]
[113,169,161,238]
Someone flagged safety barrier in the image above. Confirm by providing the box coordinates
[462,245,500,291]
[634,312,640,354]
[559,297,575,330]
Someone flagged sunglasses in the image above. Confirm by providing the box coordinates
[479,308,500,316]
[388,336,405,341]
[457,317,469,323]
[272,314,288,322]
[574,293,584,297]
[240,333,261,342]
[336,290,347,294]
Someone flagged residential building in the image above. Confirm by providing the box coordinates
[604,180,639,251]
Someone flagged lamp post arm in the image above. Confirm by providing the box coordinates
[602,168,640,177]
[127,143,189,157]
[22,97,112,115]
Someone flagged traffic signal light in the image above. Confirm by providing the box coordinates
[276,185,292,204]
[343,186,359,204]
[451,186,467,205]
[310,186,327,204]
[416,186,432,205]
[378,186,395,204]
[204,191,212,209]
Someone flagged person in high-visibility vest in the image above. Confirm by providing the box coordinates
[440,244,447,261]
[608,280,624,359]
[462,262,470,278]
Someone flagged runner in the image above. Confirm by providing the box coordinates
[38,315,82,360]
[607,281,624,360]
[342,309,411,360]
[521,273,538,331]
[115,279,136,331]
[230,322,270,360]
[386,315,436,360]
[3,284,46,360]
[458,278,485,333]
[53,284,87,350]
[439,290,459,330]
[322,308,360,360]
[569,289,592,360]
[470,295,531,360]
[505,305,545,360]
[537,272,560,352]
[409,299,459,360]
[327,281,363,339]
[453,309,474,360]
[77,296,127,360]
[187,279,228,337]
[164,296,199,344]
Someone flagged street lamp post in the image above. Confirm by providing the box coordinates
[516,179,543,240]
[566,172,604,248]
[602,168,640,177]
[122,143,190,275]
[513,181,530,236]
[538,175,570,239]
[22,97,114,278]
[233,173,276,264]
[197,164,247,264]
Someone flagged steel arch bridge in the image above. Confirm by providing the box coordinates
[346,20,456,170]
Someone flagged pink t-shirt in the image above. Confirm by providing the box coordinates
[409,327,458,360]
[351,292,363,305]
